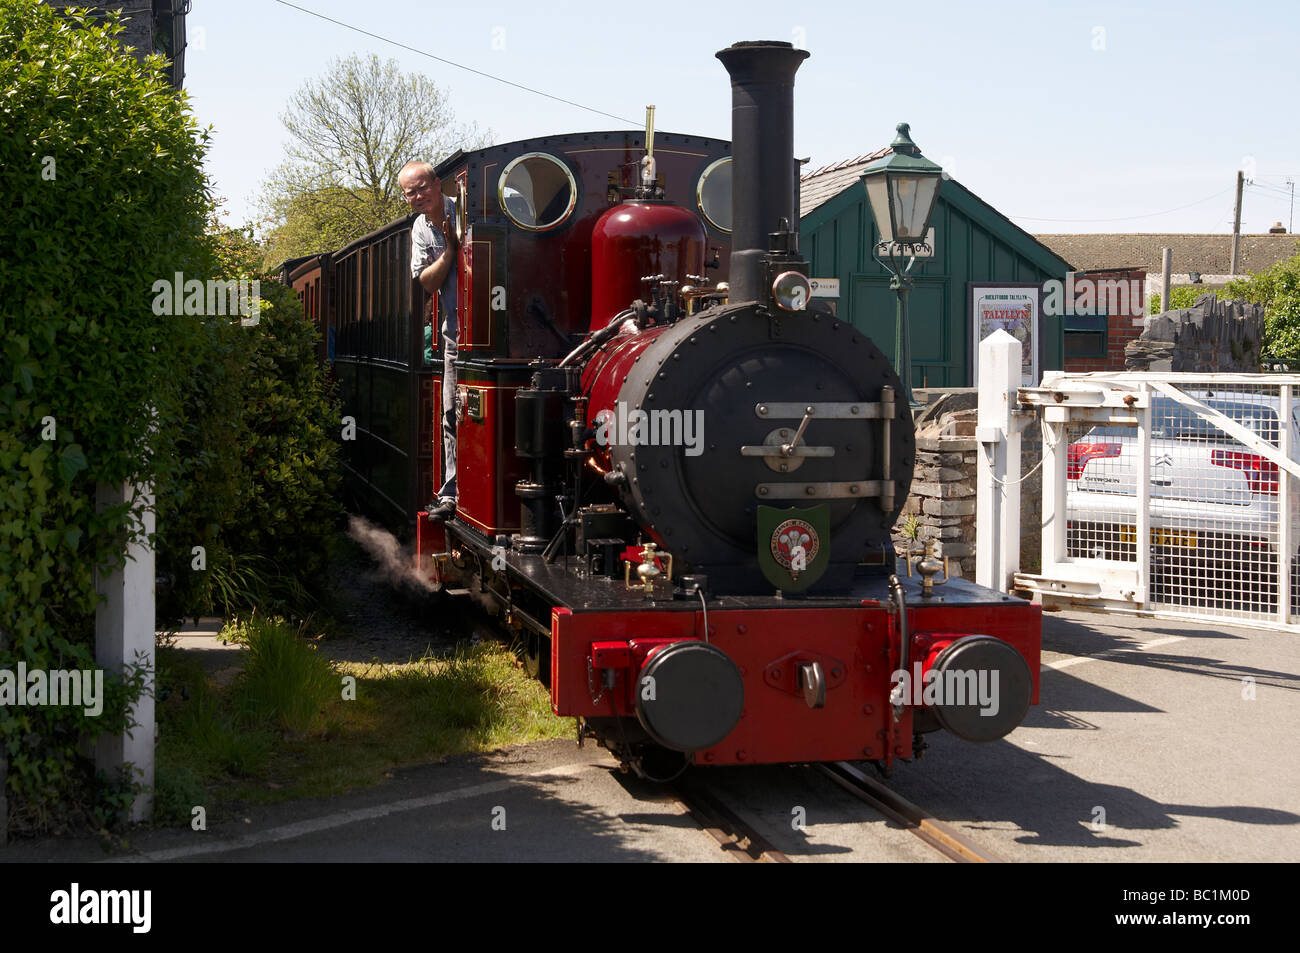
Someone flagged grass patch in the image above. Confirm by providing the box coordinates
[154,622,567,825]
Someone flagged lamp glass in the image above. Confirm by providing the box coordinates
[865,176,892,242]
[889,173,940,243]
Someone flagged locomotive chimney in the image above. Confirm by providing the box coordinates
[715,41,809,303]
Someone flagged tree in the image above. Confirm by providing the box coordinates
[1223,243,1300,361]
[259,54,489,267]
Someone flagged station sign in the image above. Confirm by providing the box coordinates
[875,227,936,259]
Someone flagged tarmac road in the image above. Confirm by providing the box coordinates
[2,607,1295,863]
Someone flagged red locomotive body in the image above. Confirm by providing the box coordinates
[298,40,1042,778]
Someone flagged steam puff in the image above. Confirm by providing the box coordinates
[347,515,435,592]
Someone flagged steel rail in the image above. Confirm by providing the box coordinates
[816,761,1005,863]
[673,781,792,864]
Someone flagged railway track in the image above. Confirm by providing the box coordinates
[673,761,1002,863]
[815,761,1005,863]
[673,779,792,863]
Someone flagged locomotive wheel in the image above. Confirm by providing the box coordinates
[630,745,691,783]
[522,632,551,687]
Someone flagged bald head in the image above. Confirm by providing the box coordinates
[399,160,436,182]
[399,160,441,217]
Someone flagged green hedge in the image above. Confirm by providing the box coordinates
[1,2,211,832]
[2,2,343,835]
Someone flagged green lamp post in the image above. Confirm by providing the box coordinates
[861,123,944,410]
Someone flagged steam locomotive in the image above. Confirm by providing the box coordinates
[287,41,1041,779]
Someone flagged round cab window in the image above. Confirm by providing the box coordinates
[498,153,577,231]
[697,157,732,233]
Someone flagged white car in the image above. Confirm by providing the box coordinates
[1066,390,1300,611]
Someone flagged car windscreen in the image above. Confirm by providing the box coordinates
[1088,395,1280,445]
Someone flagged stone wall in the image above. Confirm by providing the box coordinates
[895,390,1044,578]
[896,432,979,577]
[1126,294,1264,372]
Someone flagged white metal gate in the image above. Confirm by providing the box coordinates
[1013,371,1300,630]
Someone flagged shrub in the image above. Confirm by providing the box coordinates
[0,0,211,833]
[155,225,342,624]
[1224,244,1300,362]
[1148,285,1230,314]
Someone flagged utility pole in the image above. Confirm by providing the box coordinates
[1161,247,1172,315]
[1288,178,1295,234]
[1230,169,1244,275]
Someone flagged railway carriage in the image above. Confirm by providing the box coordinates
[291,40,1042,779]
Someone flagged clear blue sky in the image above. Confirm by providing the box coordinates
[186,0,1300,236]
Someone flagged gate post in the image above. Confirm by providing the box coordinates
[94,481,156,822]
[976,331,1022,592]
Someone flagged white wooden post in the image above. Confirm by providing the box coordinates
[1280,384,1293,623]
[0,627,6,843]
[976,330,1023,592]
[1135,385,1152,606]
[94,481,155,822]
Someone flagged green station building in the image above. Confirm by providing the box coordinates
[800,149,1073,389]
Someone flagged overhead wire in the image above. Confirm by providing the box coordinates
[270,0,640,125]
[1009,188,1234,224]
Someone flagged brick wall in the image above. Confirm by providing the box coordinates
[1064,268,1147,374]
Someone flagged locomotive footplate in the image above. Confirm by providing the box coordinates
[443,521,1042,767]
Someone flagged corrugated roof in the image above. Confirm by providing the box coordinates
[1034,233,1299,276]
[799,147,889,216]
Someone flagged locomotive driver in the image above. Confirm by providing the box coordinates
[399,160,459,521]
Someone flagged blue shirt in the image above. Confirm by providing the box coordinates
[410,196,458,347]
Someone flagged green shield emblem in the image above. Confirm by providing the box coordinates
[757,505,831,592]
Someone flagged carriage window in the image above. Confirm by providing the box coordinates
[697,157,732,232]
[498,153,576,231]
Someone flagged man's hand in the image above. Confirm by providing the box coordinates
[442,213,459,252]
